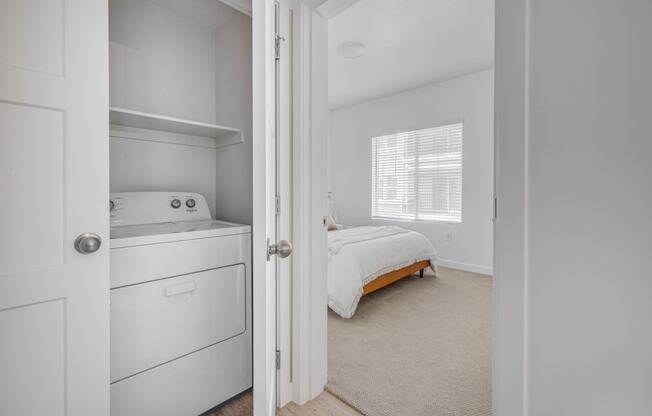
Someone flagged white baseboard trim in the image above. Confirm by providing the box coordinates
[436,259,493,276]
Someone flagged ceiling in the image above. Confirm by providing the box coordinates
[147,0,247,28]
[328,0,494,109]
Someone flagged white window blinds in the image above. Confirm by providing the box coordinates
[371,123,463,222]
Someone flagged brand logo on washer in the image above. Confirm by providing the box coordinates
[186,209,197,213]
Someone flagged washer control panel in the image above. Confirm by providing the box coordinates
[110,192,211,227]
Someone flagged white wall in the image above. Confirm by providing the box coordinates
[108,0,252,220]
[109,0,218,214]
[526,1,652,414]
[109,138,218,215]
[109,0,217,123]
[214,13,253,224]
[330,70,494,274]
[495,1,652,415]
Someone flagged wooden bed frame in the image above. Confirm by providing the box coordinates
[362,260,431,296]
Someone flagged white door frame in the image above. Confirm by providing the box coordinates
[294,1,329,405]
[493,0,528,415]
[275,0,294,407]
[281,0,531,414]
[276,0,330,408]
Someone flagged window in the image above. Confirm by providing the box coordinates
[371,123,463,222]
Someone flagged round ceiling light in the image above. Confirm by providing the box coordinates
[337,41,367,59]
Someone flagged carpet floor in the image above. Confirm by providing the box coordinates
[326,267,492,416]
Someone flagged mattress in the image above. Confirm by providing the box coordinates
[328,226,438,318]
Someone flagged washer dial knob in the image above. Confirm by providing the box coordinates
[186,198,196,208]
[171,198,181,209]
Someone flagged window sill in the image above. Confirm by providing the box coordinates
[371,216,462,225]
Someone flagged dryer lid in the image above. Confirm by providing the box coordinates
[109,219,236,240]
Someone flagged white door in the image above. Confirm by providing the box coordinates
[0,1,109,416]
[253,0,293,415]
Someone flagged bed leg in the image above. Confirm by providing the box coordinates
[419,269,424,278]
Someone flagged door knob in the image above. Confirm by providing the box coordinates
[74,233,102,254]
[267,239,293,260]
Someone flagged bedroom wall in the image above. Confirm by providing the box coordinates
[329,69,494,274]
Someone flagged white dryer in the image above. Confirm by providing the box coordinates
[109,192,251,416]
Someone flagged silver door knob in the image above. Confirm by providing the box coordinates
[267,239,293,259]
[74,233,102,254]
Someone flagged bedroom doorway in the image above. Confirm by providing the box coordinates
[322,1,495,415]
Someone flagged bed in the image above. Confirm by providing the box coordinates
[328,226,438,318]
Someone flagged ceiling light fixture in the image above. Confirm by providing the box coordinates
[338,41,366,59]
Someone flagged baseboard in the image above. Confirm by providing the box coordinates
[436,259,493,276]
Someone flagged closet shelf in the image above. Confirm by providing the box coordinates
[109,107,243,147]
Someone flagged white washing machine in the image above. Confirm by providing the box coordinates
[109,192,251,416]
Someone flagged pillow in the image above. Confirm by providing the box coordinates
[325,214,338,231]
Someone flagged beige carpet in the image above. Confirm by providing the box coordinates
[327,267,492,416]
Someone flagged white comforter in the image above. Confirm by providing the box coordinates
[328,226,438,318]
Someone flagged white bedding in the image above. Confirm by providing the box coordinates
[328,226,438,318]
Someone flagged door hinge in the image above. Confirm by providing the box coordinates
[492,197,498,223]
[274,1,281,60]
[276,350,281,370]
[275,195,281,216]
[275,34,285,60]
